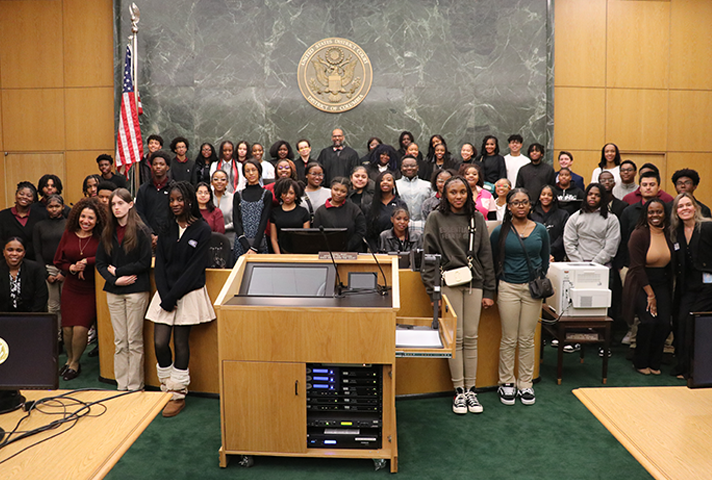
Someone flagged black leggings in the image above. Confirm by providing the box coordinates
[154,324,192,370]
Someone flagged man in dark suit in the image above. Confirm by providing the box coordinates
[316,128,359,184]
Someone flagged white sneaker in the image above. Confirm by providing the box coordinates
[563,343,581,353]
[465,388,483,414]
[452,388,467,415]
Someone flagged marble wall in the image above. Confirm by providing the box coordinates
[115,0,551,161]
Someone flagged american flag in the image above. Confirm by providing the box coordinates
[116,45,143,168]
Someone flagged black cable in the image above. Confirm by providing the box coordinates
[0,389,141,464]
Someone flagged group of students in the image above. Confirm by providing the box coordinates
[3,126,711,417]
[0,176,214,418]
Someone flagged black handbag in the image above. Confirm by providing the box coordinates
[511,224,554,299]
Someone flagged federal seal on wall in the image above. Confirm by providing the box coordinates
[297,38,373,113]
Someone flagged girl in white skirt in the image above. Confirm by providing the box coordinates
[146,181,215,417]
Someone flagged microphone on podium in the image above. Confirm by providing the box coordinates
[318,225,344,296]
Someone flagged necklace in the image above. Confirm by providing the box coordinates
[78,234,91,256]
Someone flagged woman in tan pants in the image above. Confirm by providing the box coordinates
[490,188,550,406]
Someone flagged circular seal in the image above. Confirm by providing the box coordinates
[0,337,8,365]
[297,38,373,113]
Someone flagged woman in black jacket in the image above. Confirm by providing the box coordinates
[669,192,712,378]
[145,181,215,417]
[96,188,153,391]
[0,236,48,312]
[531,185,570,262]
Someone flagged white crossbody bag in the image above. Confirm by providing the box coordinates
[441,216,475,287]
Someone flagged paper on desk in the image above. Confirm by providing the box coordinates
[395,327,443,349]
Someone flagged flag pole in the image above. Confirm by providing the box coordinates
[129,3,141,193]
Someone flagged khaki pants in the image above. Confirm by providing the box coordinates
[497,281,542,390]
[443,285,483,390]
[107,291,150,391]
[45,265,63,328]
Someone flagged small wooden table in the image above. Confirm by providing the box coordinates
[0,389,170,479]
[541,304,612,384]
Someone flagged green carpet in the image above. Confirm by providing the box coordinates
[54,341,680,479]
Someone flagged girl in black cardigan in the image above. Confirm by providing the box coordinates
[145,181,215,417]
[96,188,153,391]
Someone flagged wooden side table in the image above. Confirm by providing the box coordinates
[541,304,612,385]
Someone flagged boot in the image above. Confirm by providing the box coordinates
[162,366,189,417]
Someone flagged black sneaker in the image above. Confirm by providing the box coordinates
[598,347,611,358]
[518,387,536,405]
[497,383,516,405]
[452,387,467,414]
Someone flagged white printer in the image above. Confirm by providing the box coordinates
[546,262,611,317]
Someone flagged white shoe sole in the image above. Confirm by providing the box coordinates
[499,397,515,406]
[468,405,484,414]
[520,398,536,406]
[453,406,467,415]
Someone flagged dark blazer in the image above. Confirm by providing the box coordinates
[0,259,48,312]
[96,225,153,295]
[154,219,211,311]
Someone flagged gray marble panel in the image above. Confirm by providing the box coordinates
[116,0,552,162]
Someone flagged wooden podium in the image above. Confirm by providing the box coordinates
[213,254,455,473]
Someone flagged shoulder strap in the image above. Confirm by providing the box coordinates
[511,223,536,281]
[304,195,314,225]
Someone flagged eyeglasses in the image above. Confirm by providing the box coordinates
[676,180,694,187]
[509,200,530,207]
[620,168,636,173]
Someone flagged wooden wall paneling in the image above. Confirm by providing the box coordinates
[64,150,106,205]
[65,87,115,150]
[606,0,670,89]
[670,0,712,90]
[1,89,65,151]
[553,87,606,151]
[605,88,668,151]
[4,153,65,207]
[63,0,114,87]
[667,90,712,153]
[554,0,607,87]
[666,152,712,208]
[0,0,64,88]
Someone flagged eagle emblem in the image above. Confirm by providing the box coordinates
[309,47,362,103]
[298,38,373,113]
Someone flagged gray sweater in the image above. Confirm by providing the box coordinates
[563,210,621,265]
[421,209,496,299]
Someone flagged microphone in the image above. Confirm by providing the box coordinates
[362,238,390,296]
[318,225,344,296]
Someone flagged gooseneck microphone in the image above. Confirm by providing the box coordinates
[362,238,390,296]
[318,225,344,296]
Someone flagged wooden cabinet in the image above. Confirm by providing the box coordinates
[221,361,305,453]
